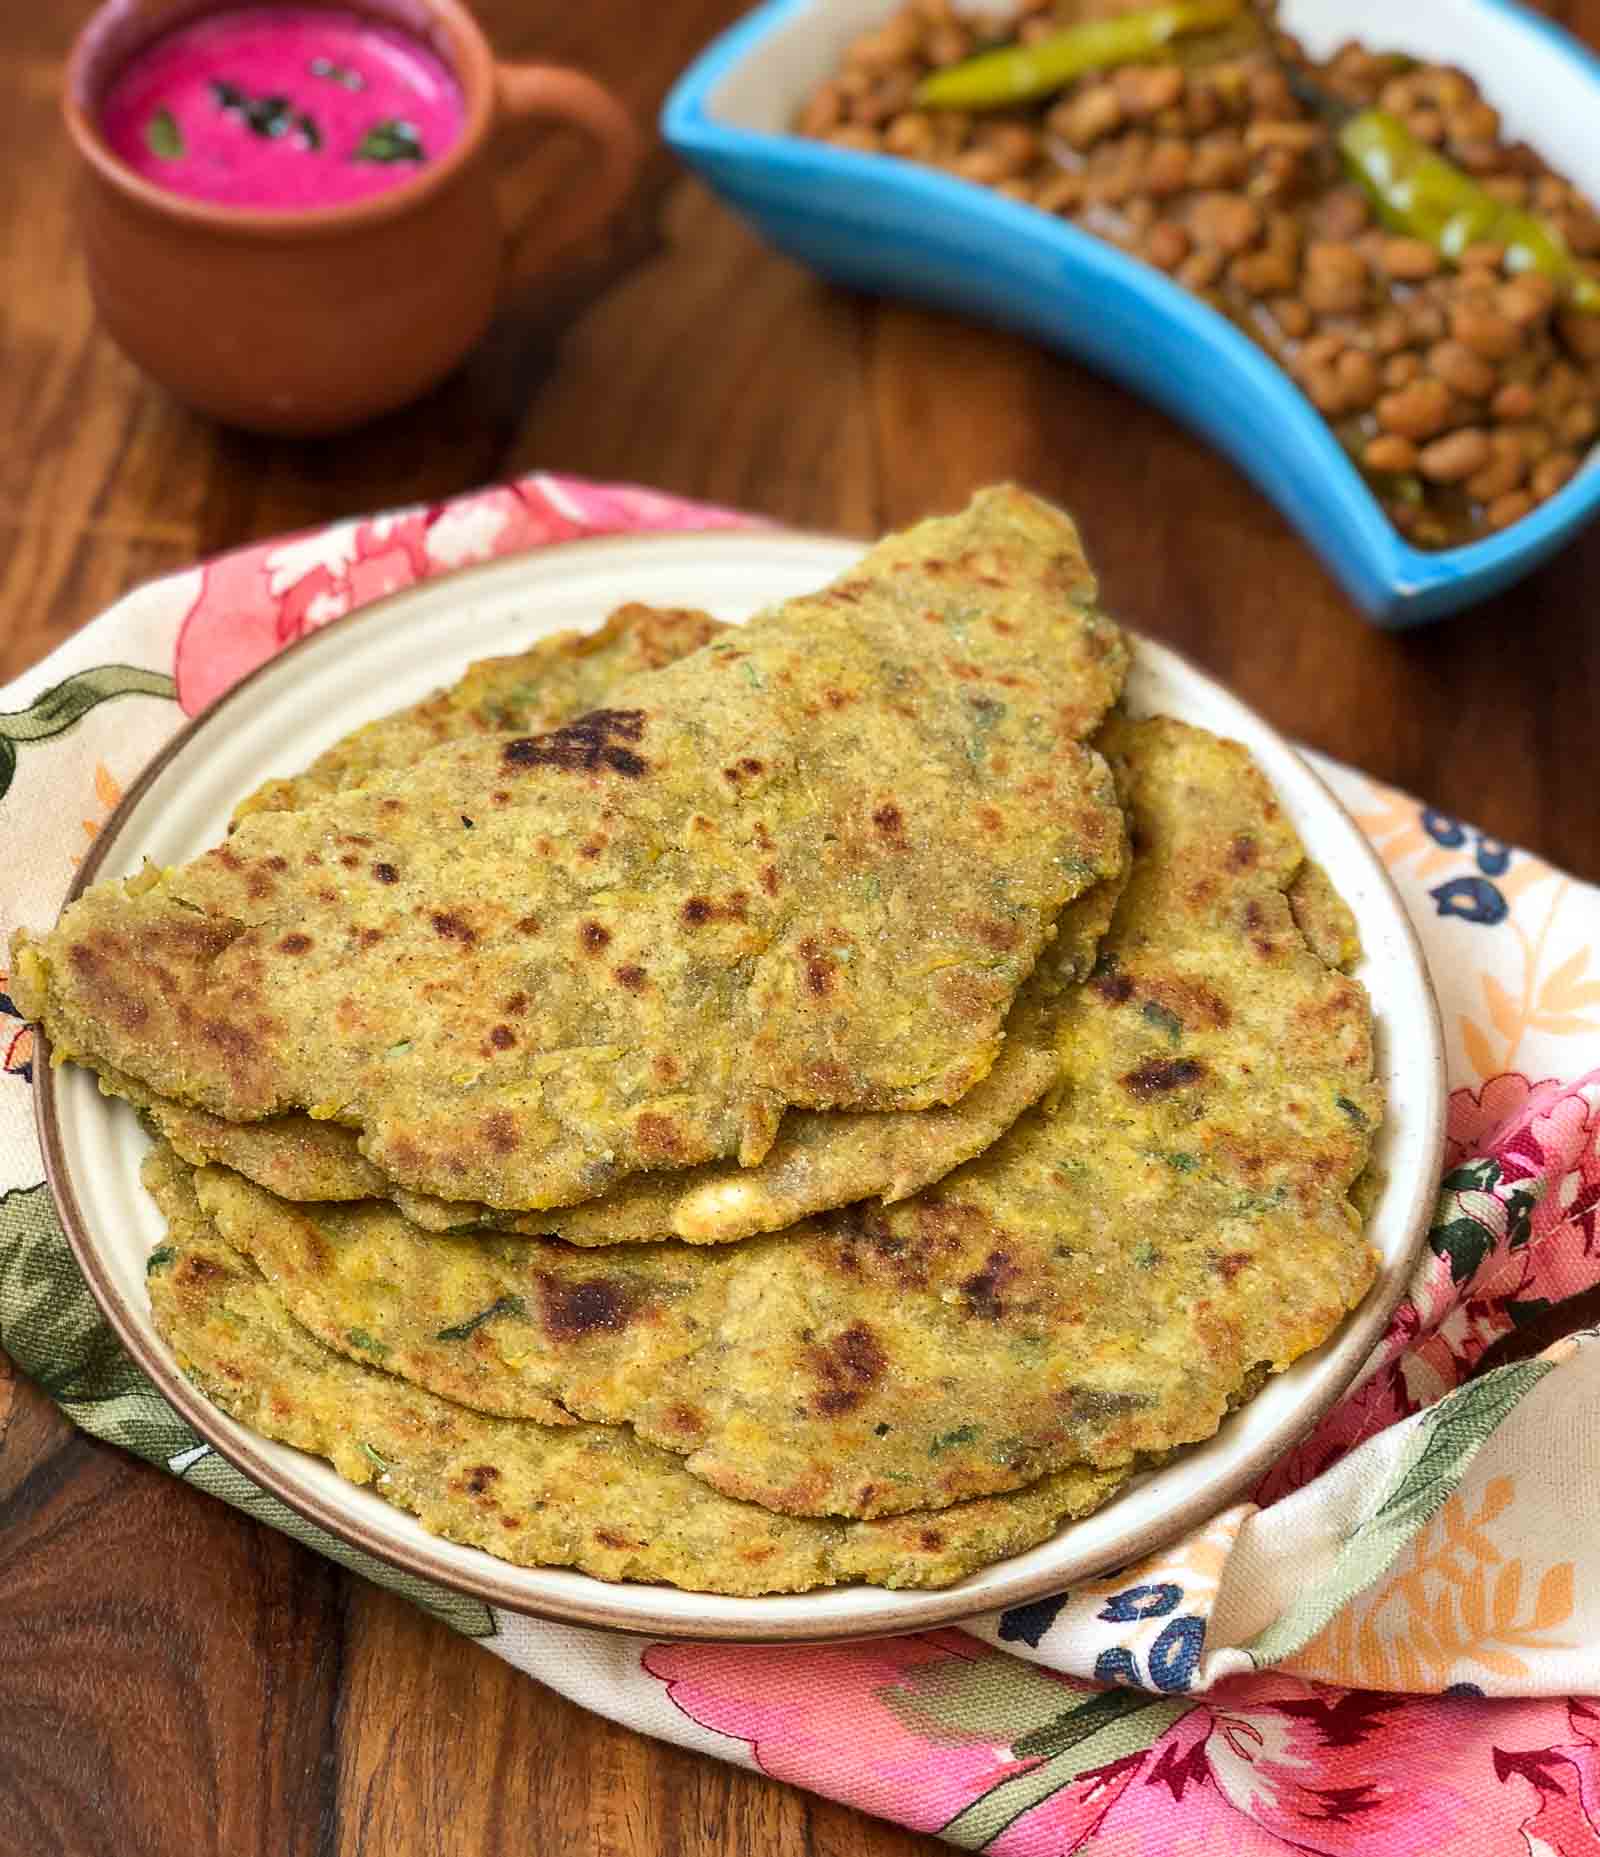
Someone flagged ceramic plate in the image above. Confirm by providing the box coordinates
[664,0,1600,625]
[39,529,1445,1642]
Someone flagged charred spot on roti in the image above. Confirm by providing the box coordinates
[809,1322,887,1416]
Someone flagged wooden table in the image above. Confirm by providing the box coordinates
[3,2,1599,1851]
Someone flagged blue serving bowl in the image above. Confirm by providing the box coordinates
[664,0,1600,624]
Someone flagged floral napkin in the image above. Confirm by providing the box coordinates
[3,474,1599,1854]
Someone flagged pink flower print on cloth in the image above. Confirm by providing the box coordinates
[1254,1068,1600,1508]
[646,1637,1600,1855]
[171,472,758,714]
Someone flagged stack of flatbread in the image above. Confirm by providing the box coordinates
[11,489,1382,1594]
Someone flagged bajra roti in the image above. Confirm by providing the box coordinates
[193,718,1381,1521]
[16,488,1129,1211]
[145,1144,1124,1594]
[101,600,1127,1242]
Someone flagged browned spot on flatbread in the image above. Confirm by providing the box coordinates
[635,1112,681,1157]
[430,911,476,945]
[809,1321,887,1416]
[537,1274,634,1340]
[963,914,1019,953]
[681,894,748,928]
[174,1253,226,1287]
[482,1112,519,1155]
[373,862,399,885]
[614,964,647,993]
[961,1248,1022,1321]
[277,933,312,955]
[1143,975,1231,1030]
[660,1402,706,1438]
[579,920,612,954]
[463,1465,499,1496]
[1091,967,1135,1005]
[502,708,648,779]
[1122,1056,1207,1099]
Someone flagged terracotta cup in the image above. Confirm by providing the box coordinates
[64,0,641,434]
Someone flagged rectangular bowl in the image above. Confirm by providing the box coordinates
[664,0,1600,624]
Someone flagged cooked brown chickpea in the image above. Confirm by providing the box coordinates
[1378,379,1456,440]
[1450,303,1521,361]
[1428,340,1497,400]
[1532,450,1580,499]
[1303,242,1368,314]
[1379,237,1441,281]
[1145,221,1190,272]
[1365,434,1419,472]
[1188,191,1262,255]
[1419,428,1492,481]
[1487,490,1535,529]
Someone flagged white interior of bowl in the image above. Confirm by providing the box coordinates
[47,529,1443,1640]
[704,0,1600,201]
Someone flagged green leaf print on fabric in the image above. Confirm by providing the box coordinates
[0,1182,146,1404]
[1245,1355,1553,1668]
[0,665,176,803]
[0,1176,498,1640]
[880,1651,1190,1850]
[940,1689,1190,1849]
[886,1648,1108,1748]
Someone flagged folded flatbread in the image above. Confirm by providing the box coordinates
[16,488,1128,1211]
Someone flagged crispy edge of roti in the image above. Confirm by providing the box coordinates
[145,1142,1125,1594]
[1287,860,1363,972]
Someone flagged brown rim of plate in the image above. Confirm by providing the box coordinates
[33,528,1446,1643]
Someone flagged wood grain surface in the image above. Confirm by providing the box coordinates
[2,2,1598,1853]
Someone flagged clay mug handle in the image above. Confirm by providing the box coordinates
[493,64,641,274]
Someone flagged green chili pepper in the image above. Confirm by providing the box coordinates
[1341,109,1600,313]
[915,0,1242,111]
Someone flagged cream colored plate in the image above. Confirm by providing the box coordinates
[39,529,1445,1642]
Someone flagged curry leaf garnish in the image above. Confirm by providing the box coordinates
[145,108,185,160]
[353,118,426,164]
[310,56,366,90]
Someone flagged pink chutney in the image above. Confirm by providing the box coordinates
[101,6,465,210]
